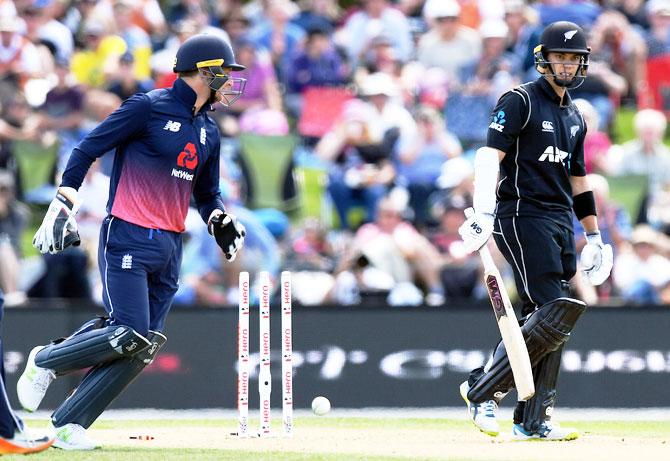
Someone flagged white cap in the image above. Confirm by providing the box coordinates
[423,0,461,20]
[359,72,399,97]
[479,19,509,39]
[647,0,670,16]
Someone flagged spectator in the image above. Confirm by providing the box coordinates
[445,18,518,149]
[613,225,670,304]
[36,57,85,174]
[534,0,601,28]
[284,217,337,305]
[417,0,481,82]
[112,0,152,81]
[396,105,462,226]
[335,0,413,66]
[644,0,670,58]
[106,52,153,101]
[22,0,74,62]
[0,171,28,306]
[573,174,632,301]
[287,25,346,95]
[611,108,670,228]
[226,37,283,116]
[220,8,252,45]
[292,0,340,33]
[249,0,306,85]
[315,98,397,230]
[70,20,126,88]
[504,0,541,79]
[345,195,446,305]
[358,72,417,144]
[150,19,197,89]
[0,14,42,89]
[429,196,481,299]
[589,10,647,106]
[573,98,612,175]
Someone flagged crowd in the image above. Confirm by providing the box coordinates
[1,0,670,308]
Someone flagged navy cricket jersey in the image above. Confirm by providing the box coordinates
[61,79,224,232]
[486,77,587,229]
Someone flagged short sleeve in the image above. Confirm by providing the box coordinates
[486,90,529,154]
[570,119,587,177]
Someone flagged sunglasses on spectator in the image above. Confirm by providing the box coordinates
[435,16,458,22]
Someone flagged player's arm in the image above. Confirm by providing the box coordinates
[459,89,527,253]
[193,135,246,262]
[33,94,150,254]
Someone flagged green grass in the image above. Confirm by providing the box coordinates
[4,417,668,461]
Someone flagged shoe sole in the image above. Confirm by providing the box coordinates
[511,427,580,442]
[459,382,499,437]
[52,439,100,451]
[0,438,54,454]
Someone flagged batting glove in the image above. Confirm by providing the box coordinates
[458,212,494,254]
[33,189,81,254]
[208,211,246,262]
[580,231,613,286]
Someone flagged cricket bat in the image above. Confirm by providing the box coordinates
[465,208,535,400]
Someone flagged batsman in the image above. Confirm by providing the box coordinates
[457,22,613,440]
[16,35,247,450]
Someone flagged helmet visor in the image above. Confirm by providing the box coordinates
[197,59,247,106]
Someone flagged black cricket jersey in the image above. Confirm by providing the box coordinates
[486,77,587,229]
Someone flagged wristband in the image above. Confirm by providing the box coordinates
[573,190,596,220]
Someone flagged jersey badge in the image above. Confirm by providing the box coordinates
[488,110,506,132]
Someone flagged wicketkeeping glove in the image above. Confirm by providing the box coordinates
[580,231,613,286]
[33,191,81,254]
[208,212,246,261]
[458,211,494,253]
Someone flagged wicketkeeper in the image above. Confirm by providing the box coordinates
[457,22,613,440]
[17,34,247,450]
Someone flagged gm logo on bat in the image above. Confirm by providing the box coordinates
[486,275,507,319]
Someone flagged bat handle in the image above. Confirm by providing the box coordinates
[464,207,496,271]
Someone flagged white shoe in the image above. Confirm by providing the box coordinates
[460,381,500,436]
[17,346,56,412]
[0,427,54,454]
[52,424,100,450]
[511,422,579,441]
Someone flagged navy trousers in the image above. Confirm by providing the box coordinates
[98,216,183,336]
[0,291,22,438]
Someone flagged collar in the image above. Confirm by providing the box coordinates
[537,76,572,107]
[171,78,214,115]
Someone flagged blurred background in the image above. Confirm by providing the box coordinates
[0,0,669,410]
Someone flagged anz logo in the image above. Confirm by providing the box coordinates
[538,146,569,163]
[488,110,506,132]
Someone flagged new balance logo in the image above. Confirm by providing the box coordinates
[538,146,569,163]
[542,120,554,132]
[163,120,181,132]
[171,168,194,181]
[121,254,133,269]
[200,127,206,145]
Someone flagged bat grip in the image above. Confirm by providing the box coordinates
[464,207,496,272]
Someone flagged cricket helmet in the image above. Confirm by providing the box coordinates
[533,21,590,89]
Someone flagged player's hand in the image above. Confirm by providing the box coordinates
[580,231,613,286]
[33,188,81,254]
[458,211,494,253]
[208,211,246,262]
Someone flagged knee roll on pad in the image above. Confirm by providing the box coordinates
[51,331,167,429]
[35,325,153,375]
[467,297,585,403]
